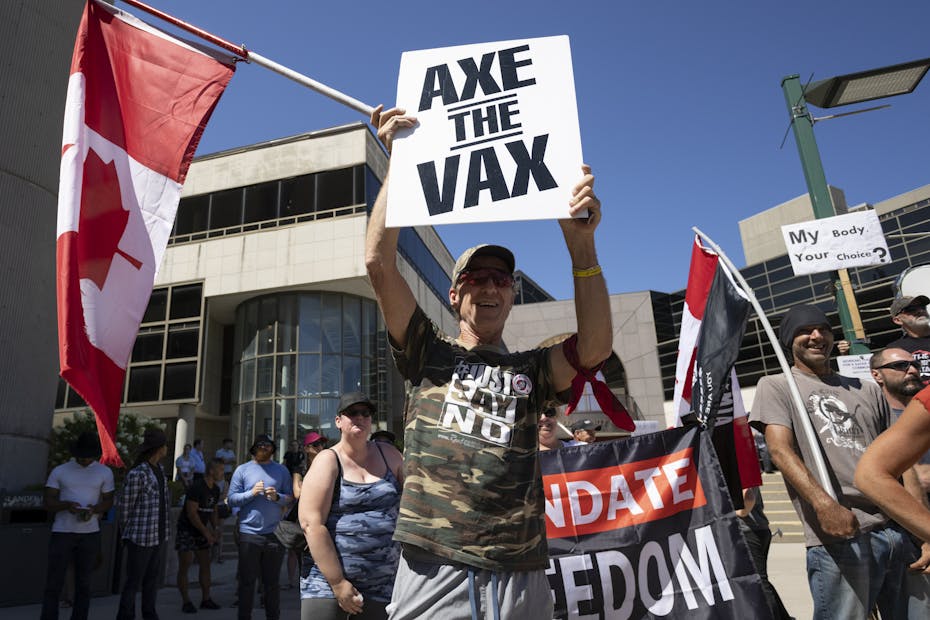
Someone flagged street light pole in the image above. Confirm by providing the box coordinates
[781,74,869,354]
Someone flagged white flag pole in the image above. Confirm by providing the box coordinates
[118,0,374,117]
[692,227,836,500]
[246,52,374,117]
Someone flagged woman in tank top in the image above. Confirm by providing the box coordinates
[298,393,403,620]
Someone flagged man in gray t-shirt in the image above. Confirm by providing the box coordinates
[750,304,905,620]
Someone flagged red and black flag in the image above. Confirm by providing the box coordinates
[672,237,761,507]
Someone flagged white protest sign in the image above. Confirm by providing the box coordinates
[386,36,583,227]
[781,210,890,276]
[837,354,874,383]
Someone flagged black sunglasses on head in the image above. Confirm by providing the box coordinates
[876,360,921,372]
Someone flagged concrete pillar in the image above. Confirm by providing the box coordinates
[173,404,196,479]
[0,1,85,492]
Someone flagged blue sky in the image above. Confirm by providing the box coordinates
[146,0,930,299]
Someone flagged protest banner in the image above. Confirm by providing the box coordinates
[387,35,584,227]
[781,209,890,276]
[542,427,769,619]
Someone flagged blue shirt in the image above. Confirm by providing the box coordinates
[190,448,206,474]
[227,460,293,535]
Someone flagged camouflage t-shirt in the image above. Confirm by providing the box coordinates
[391,306,562,571]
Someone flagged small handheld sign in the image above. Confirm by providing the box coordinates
[387,36,584,227]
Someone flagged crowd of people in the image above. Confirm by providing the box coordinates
[39,103,930,620]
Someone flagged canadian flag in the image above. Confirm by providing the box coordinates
[57,0,234,465]
[671,236,761,506]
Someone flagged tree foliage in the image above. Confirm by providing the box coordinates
[48,410,165,487]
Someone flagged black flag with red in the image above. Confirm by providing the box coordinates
[541,427,770,619]
[690,263,755,507]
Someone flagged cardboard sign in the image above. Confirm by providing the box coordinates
[781,210,890,276]
[837,354,875,383]
[387,36,583,227]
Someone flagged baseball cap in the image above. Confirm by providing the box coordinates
[338,392,375,414]
[451,245,515,287]
[890,295,930,317]
[250,434,275,454]
[370,430,396,443]
[570,419,602,432]
[303,432,324,446]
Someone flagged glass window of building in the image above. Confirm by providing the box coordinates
[280,175,315,218]
[175,194,209,236]
[316,167,355,210]
[243,181,279,225]
[58,283,205,409]
[234,292,384,449]
[209,187,242,230]
[143,288,167,323]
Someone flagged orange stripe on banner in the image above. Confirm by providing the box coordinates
[543,447,707,538]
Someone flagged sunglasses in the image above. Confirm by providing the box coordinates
[456,268,514,288]
[899,306,928,315]
[876,360,921,372]
[341,407,372,418]
[308,440,327,448]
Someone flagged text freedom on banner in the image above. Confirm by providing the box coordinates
[541,427,770,619]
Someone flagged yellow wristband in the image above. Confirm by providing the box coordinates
[572,265,602,278]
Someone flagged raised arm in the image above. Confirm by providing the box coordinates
[549,166,613,391]
[365,105,419,348]
[856,396,930,543]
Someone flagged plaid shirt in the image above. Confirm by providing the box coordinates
[119,462,170,547]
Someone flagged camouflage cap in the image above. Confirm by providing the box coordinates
[451,245,515,287]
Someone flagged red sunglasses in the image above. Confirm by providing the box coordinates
[457,268,515,288]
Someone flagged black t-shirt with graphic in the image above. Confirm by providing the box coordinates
[178,477,220,529]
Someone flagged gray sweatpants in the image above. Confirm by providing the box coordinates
[386,547,553,620]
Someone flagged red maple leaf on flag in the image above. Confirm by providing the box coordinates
[77,148,142,289]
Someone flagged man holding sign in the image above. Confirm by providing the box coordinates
[366,105,612,619]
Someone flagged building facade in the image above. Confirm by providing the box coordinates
[55,123,464,462]
[53,119,930,469]
[656,184,930,419]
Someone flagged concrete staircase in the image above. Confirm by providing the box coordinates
[759,471,805,544]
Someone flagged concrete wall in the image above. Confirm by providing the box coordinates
[181,124,371,196]
[0,1,85,491]
[739,186,848,265]
[504,291,666,427]
[873,183,930,216]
